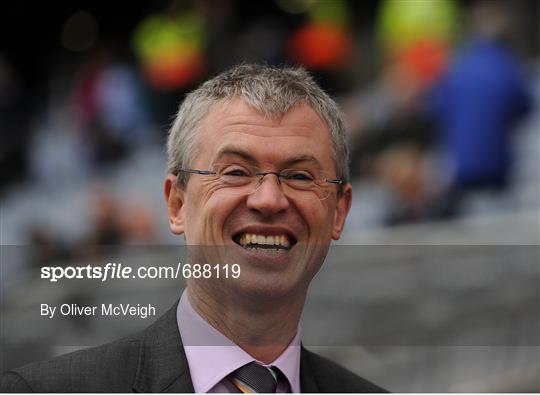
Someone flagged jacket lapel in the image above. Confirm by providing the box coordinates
[300,347,320,393]
[132,302,195,393]
[132,301,320,393]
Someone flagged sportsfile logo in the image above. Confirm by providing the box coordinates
[40,262,241,282]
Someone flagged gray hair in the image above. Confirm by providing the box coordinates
[166,64,349,187]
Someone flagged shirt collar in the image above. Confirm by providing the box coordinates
[177,289,301,393]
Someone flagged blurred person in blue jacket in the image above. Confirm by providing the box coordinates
[428,0,532,216]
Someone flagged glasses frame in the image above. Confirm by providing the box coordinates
[175,165,344,200]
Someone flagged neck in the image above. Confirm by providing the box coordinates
[187,282,305,364]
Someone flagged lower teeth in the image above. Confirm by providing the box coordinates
[244,246,284,254]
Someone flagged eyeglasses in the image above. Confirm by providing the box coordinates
[175,163,343,200]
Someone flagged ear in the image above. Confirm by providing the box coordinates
[331,183,352,240]
[164,174,185,235]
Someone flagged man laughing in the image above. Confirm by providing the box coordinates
[1,64,385,393]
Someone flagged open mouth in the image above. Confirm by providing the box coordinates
[233,232,296,254]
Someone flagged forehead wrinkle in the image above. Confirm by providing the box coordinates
[219,125,316,139]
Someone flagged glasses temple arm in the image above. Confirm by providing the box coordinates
[177,169,217,175]
[325,178,344,185]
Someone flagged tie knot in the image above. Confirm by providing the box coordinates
[230,362,278,393]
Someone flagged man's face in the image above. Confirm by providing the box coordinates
[165,99,351,300]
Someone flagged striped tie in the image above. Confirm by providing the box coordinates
[229,362,279,393]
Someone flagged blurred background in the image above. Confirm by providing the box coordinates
[1,0,539,392]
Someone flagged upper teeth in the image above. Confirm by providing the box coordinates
[239,233,291,248]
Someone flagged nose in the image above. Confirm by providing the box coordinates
[246,174,290,217]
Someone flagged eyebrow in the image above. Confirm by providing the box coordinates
[213,146,323,168]
[214,147,258,165]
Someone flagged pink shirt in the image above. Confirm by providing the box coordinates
[177,290,301,393]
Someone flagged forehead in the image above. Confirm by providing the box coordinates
[195,98,334,167]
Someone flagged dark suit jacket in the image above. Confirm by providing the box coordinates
[1,303,385,393]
